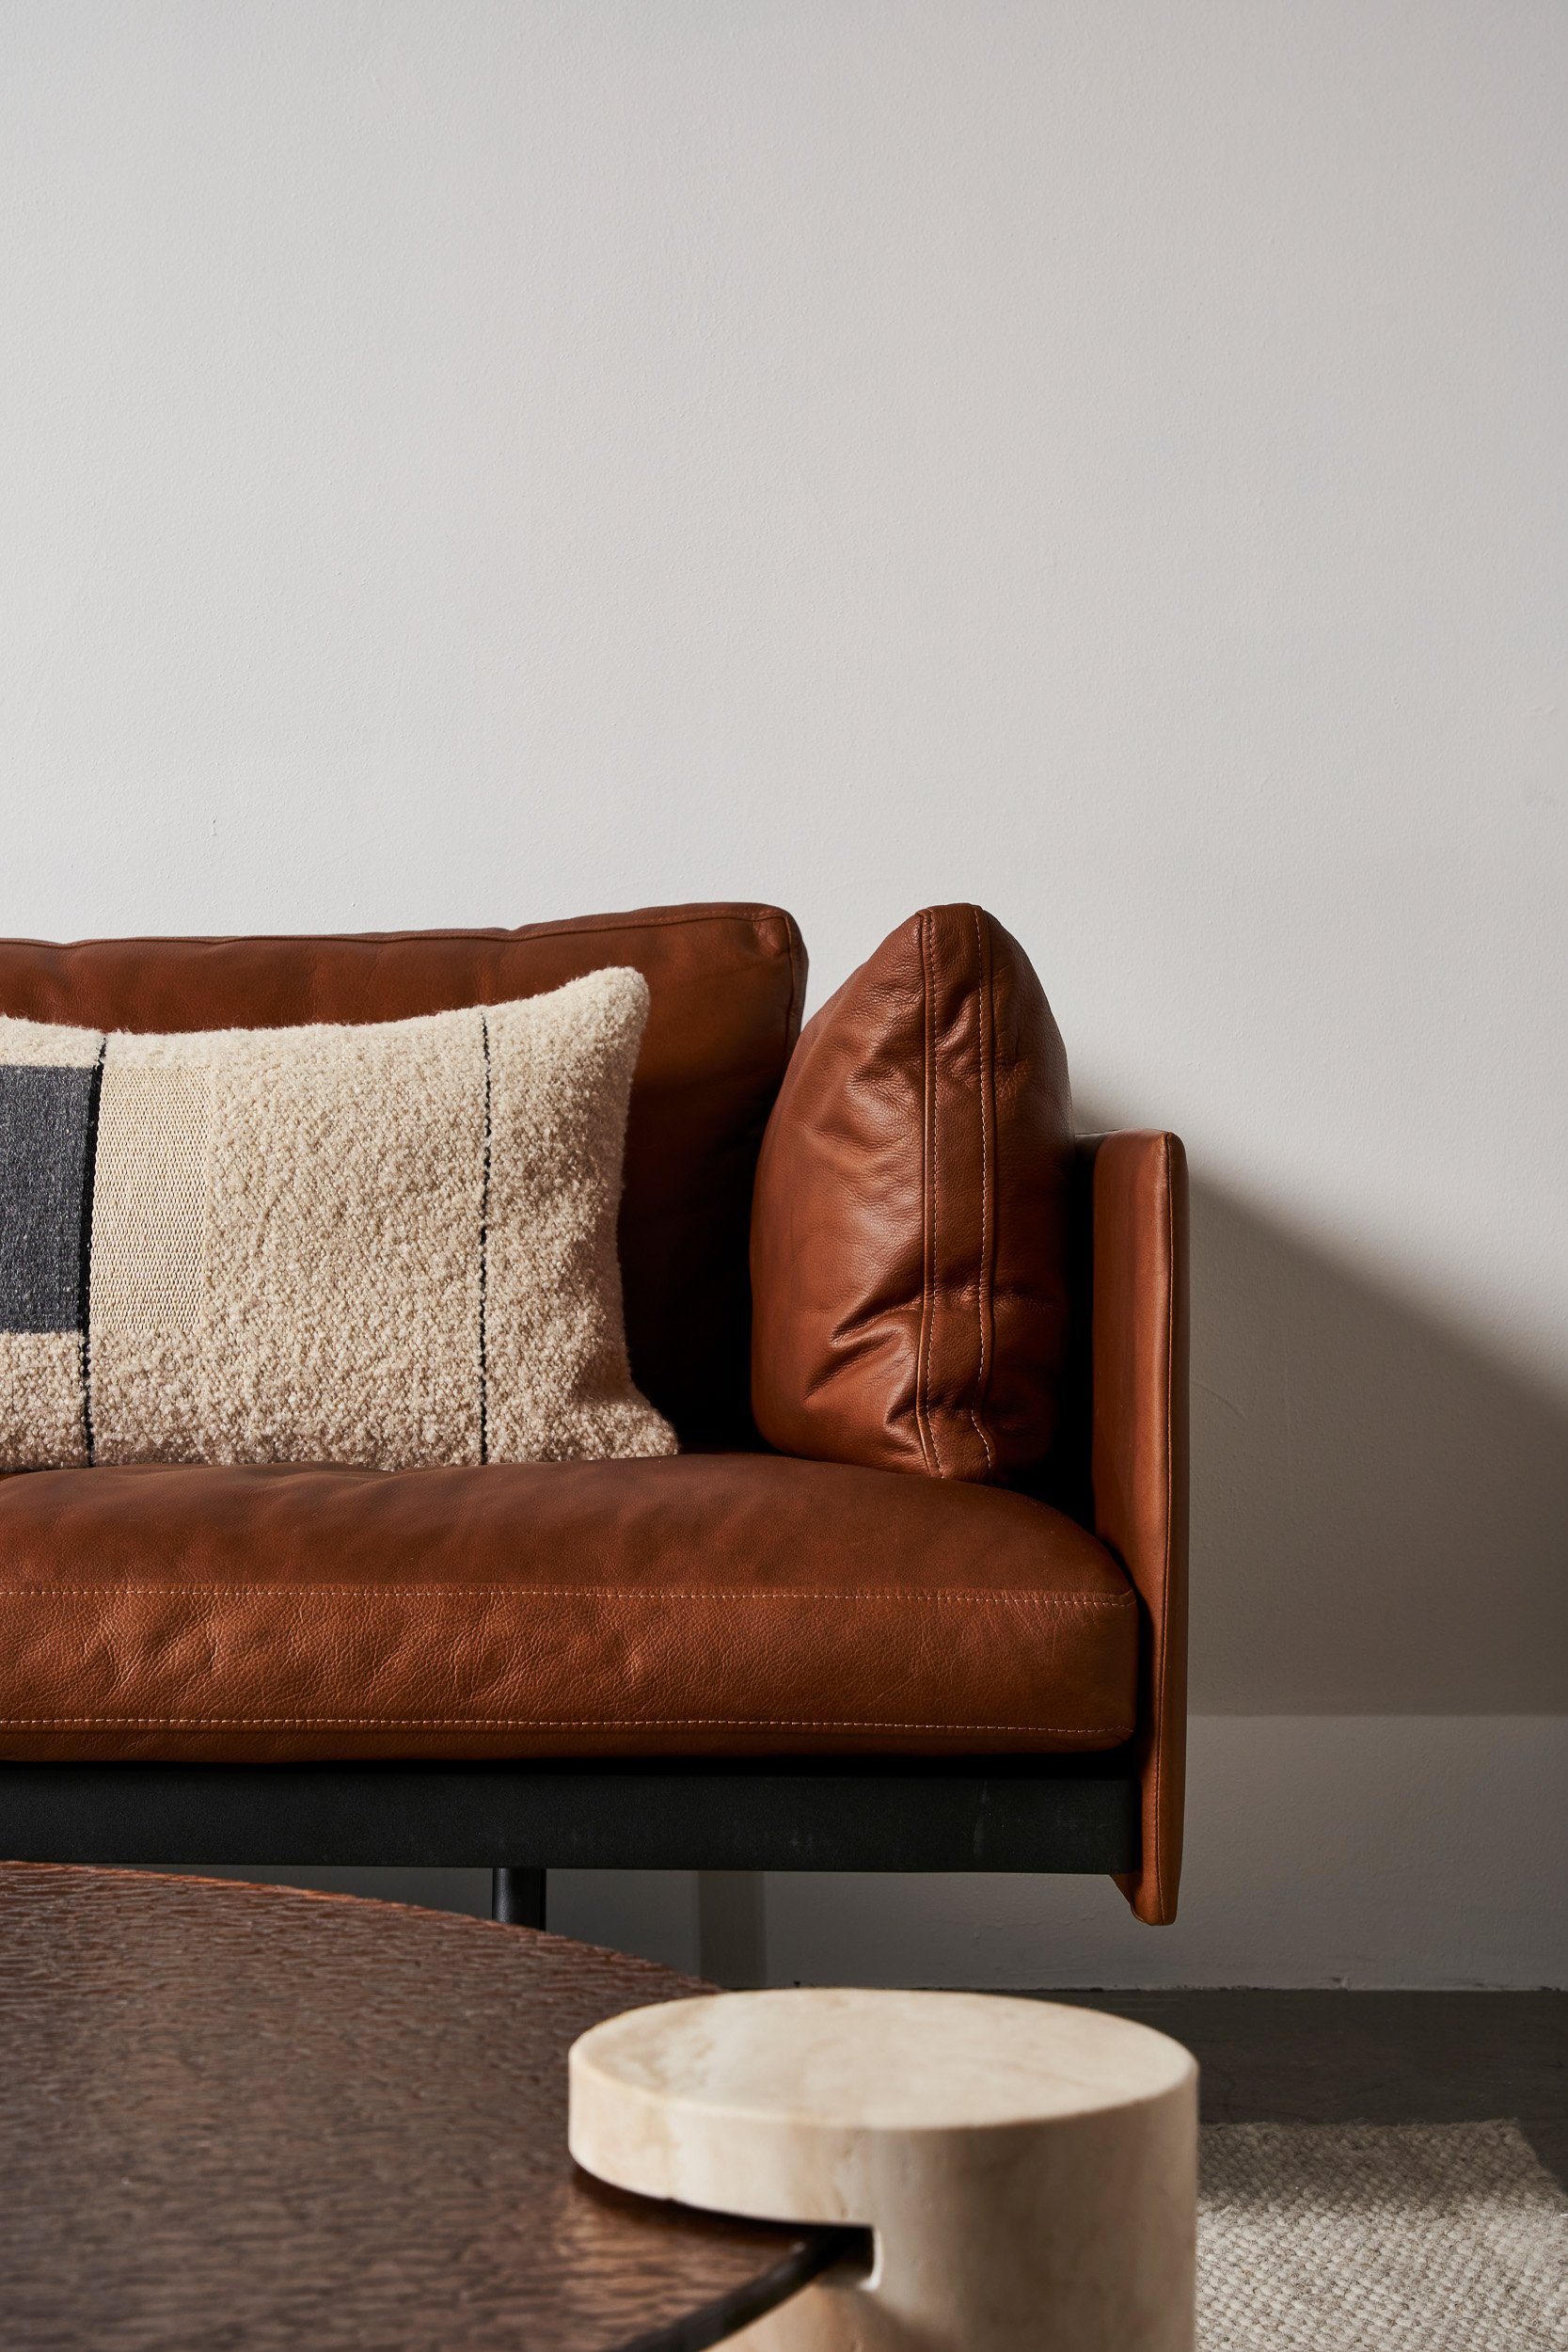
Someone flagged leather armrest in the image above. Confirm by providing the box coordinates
[1084,1131,1190,1924]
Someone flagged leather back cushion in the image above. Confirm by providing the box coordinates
[0,906,805,1445]
[751,905,1073,1482]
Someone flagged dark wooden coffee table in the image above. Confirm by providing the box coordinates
[0,1864,849,2349]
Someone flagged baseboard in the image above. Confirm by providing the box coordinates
[754,1715,1568,1990]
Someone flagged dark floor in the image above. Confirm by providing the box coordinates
[1042,1991,1568,2187]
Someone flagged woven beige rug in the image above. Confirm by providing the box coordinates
[1199,2121,1568,2349]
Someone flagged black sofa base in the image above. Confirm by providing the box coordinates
[0,1751,1140,1933]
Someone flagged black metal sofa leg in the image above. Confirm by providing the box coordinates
[491,1867,546,1929]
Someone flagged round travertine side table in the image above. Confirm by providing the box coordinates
[570,1986,1198,2351]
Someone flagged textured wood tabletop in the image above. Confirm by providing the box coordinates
[0,1864,844,2350]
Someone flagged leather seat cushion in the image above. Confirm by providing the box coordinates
[0,1454,1136,1761]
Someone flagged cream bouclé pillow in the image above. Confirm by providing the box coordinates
[0,968,677,1470]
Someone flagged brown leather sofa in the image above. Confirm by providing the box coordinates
[0,904,1187,1928]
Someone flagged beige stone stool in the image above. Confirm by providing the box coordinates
[569,1987,1197,2350]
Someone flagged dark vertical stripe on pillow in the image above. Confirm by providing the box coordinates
[478,1010,492,1466]
[77,1042,106,1462]
[0,1065,98,1333]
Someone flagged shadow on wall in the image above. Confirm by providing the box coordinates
[1188,1178,1568,1714]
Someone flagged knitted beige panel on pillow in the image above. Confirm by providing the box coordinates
[0,970,675,1470]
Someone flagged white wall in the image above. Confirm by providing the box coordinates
[3,2,1564,1984]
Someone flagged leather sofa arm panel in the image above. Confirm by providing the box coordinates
[1085,1130,1190,1925]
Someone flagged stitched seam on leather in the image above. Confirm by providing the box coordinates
[0,1717,1136,1733]
[969,908,995,1475]
[914,913,940,1474]
[0,1584,1133,1606]
[781,919,805,1053]
[34,910,798,955]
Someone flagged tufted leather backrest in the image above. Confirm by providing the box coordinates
[0,904,806,1444]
